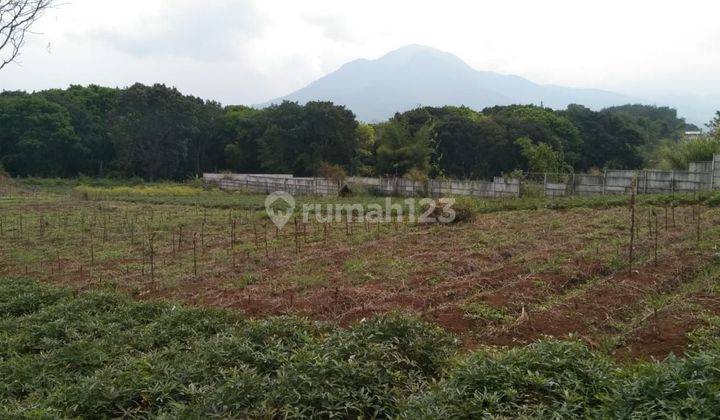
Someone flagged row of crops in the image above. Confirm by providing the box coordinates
[2,277,720,418]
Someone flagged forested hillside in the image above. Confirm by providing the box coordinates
[0,84,704,180]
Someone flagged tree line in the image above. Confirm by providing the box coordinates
[0,83,705,181]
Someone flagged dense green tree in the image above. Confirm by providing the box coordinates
[222,105,264,173]
[0,83,704,180]
[109,84,199,180]
[375,119,433,176]
[605,104,697,142]
[433,114,508,178]
[563,104,644,170]
[185,98,225,176]
[258,101,358,176]
[303,101,359,173]
[39,85,119,176]
[0,93,81,177]
[257,101,312,175]
[515,136,571,173]
[484,105,582,169]
[353,123,376,175]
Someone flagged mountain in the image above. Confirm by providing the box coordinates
[262,44,638,122]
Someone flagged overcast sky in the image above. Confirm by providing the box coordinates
[1,0,720,107]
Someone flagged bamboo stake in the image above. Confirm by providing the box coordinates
[193,233,198,277]
[294,217,300,254]
[149,232,156,285]
[696,206,701,248]
[263,223,269,258]
[653,211,658,266]
[628,176,637,275]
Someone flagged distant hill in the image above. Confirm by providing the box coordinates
[262,45,639,122]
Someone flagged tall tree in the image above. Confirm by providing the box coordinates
[433,114,508,179]
[484,105,583,169]
[109,84,197,180]
[604,104,697,141]
[375,119,433,177]
[222,105,264,173]
[352,122,375,176]
[515,136,570,173]
[258,101,358,176]
[184,97,224,177]
[0,92,80,176]
[564,104,644,170]
[40,85,119,176]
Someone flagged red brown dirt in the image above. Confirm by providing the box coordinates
[3,198,717,361]
[482,246,709,349]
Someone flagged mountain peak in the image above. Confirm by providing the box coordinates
[375,44,470,69]
[380,44,445,57]
[263,46,635,122]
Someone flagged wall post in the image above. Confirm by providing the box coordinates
[671,170,675,194]
[711,155,716,190]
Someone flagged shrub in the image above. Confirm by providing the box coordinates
[656,136,720,170]
[448,197,477,223]
[423,197,477,223]
[317,162,347,184]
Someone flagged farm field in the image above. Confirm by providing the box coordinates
[2,181,720,417]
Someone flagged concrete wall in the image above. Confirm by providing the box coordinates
[346,177,520,198]
[541,166,716,198]
[204,174,340,196]
[205,173,520,198]
[204,154,720,199]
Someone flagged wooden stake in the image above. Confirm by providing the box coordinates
[628,176,637,275]
[149,232,156,285]
[294,217,300,254]
[192,233,198,277]
[263,223,269,257]
[654,212,658,266]
[696,207,701,248]
[671,204,676,227]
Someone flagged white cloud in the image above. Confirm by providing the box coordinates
[94,0,265,61]
[1,0,719,109]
